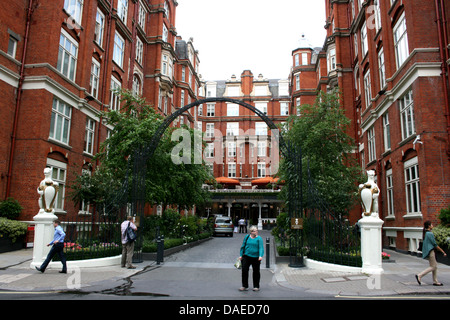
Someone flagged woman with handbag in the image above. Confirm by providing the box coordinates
[239,226,264,291]
[416,221,447,286]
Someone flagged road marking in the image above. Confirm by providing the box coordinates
[0,273,32,284]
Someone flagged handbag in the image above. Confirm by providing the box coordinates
[126,222,137,242]
[234,235,250,269]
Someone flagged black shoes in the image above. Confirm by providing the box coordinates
[35,266,67,274]
[35,266,44,273]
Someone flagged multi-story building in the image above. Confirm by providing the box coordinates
[0,0,200,222]
[198,70,290,226]
[319,0,450,253]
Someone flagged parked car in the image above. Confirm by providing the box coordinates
[213,216,234,237]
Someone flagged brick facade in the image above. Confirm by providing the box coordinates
[1,0,449,253]
[0,0,200,221]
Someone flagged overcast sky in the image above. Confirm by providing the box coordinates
[176,0,327,81]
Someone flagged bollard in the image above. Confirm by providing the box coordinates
[266,237,270,268]
[156,235,164,265]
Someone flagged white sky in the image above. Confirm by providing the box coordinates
[176,0,327,81]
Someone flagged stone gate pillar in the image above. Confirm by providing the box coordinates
[358,170,384,274]
[30,168,59,269]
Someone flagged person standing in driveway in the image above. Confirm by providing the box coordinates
[239,226,264,291]
[416,221,447,286]
[35,220,67,274]
[121,216,137,269]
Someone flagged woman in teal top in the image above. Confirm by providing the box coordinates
[416,221,447,286]
[239,226,264,291]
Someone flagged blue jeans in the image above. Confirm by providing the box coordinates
[40,243,67,272]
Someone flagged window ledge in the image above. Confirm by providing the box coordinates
[403,213,423,220]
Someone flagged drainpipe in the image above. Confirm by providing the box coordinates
[435,0,450,158]
[5,0,34,199]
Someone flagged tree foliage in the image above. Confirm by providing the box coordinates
[279,90,364,218]
[69,89,212,214]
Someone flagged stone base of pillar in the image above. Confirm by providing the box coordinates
[359,215,384,275]
[257,218,263,230]
[30,211,57,269]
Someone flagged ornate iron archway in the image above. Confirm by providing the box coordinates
[129,97,304,267]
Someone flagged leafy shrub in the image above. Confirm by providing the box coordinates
[438,206,450,227]
[0,198,23,220]
[0,217,27,243]
[433,224,450,250]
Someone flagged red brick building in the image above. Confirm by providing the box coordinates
[0,0,200,222]
[319,0,450,253]
[198,70,290,225]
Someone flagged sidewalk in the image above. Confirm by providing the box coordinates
[1,247,450,297]
[275,249,450,297]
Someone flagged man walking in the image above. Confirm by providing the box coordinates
[35,220,67,273]
[121,216,137,269]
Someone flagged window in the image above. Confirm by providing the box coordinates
[226,123,239,136]
[255,102,267,115]
[374,0,382,32]
[136,37,143,65]
[205,143,214,158]
[228,163,236,178]
[64,0,83,25]
[57,30,78,81]
[363,70,372,108]
[89,59,100,99]
[117,0,128,24]
[393,13,409,68]
[113,33,125,68]
[161,54,173,78]
[7,36,17,58]
[164,1,170,19]
[257,141,266,157]
[162,24,168,43]
[378,48,386,89]
[80,168,92,214]
[49,98,71,145]
[227,142,236,157]
[280,102,289,116]
[302,53,308,65]
[206,123,214,138]
[255,122,267,136]
[257,163,266,178]
[227,103,239,116]
[327,47,336,72]
[138,1,146,30]
[110,76,121,111]
[132,75,141,97]
[404,157,421,215]
[295,74,300,90]
[46,158,67,212]
[367,126,376,163]
[206,104,215,117]
[294,54,299,66]
[386,169,394,217]
[383,113,391,151]
[94,9,105,47]
[84,117,95,155]
[399,90,415,140]
[361,22,368,57]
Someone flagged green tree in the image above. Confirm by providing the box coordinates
[279,90,363,218]
[70,89,212,214]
